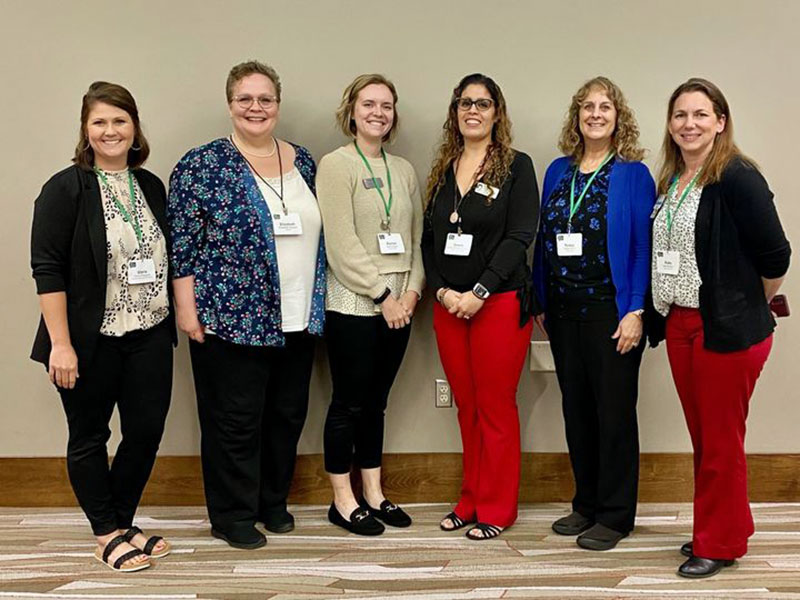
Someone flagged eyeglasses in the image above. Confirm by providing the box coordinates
[455,97,494,112]
[232,95,279,110]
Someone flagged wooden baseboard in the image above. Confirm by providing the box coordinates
[1,453,798,507]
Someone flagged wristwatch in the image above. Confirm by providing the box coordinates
[373,287,391,305]
[631,309,644,319]
[472,283,490,300]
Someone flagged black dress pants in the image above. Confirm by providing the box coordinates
[58,321,173,536]
[189,331,315,533]
[323,311,411,474]
[547,313,644,533]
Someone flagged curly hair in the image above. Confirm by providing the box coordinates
[424,73,515,206]
[558,76,644,163]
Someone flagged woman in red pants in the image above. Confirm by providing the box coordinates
[422,73,539,540]
[650,78,790,578]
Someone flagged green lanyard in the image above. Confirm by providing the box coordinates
[568,152,615,231]
[354,141,393,230]
[665,168,702,235]
[94,167,143,244]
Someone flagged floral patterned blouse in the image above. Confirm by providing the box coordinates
[167,138,326,347]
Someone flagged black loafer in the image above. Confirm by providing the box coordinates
[360,498,412,528]
[328,503,385,536]
[552,511,593,536]
[678,556,735,578]
[576,523,628,551]
[260,510,295,534]
[211,526,266,550]
[680,541,693,557]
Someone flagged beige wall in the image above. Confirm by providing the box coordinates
[1,0,797,456]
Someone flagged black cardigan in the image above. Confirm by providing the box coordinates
[647,158,791,352]
[30,164,177,368]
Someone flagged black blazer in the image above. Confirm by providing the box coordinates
[30,164,177,368]
[647,158,791,352]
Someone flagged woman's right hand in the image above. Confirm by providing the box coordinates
[381,295,411,329]
[176,304,205,343]
[440,289,462,312]
[49,342,79,389]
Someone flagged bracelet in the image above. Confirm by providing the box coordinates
[436,287,450,304]
[373,287,391,305]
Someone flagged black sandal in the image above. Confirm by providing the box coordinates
[465,522,504,540]
[123,526,171,558]
[440,511,475,532]
[94,534,150,572]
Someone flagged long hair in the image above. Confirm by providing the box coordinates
[558,76,644,162]
[334,73,399,143]
[73,81,149,169]
[657,77,755,194]
[425,73,515,205]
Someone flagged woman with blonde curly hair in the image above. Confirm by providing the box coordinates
[532,76,656,550]
[422,73,539,540]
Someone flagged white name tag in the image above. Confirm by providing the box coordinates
[474,182,500,199]
[377,232,405,254]
[273,212,303,236]
[128,258,156,284]
[656,250,681,275]
[556,233,583,256]
[444,232,473,256]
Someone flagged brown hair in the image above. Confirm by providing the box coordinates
[226,60,282,103]
[425,73,515,205]
[335,74,399,142]
[657,77,755,194]
[558,76,645,163]
[73,81,149,169]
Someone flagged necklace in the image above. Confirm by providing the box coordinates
[231,133,277,158]
[450,147,491,228]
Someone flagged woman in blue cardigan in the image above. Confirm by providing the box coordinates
[532,77,655,551]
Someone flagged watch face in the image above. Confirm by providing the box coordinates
[473,284,489,299]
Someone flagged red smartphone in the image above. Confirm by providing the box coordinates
[770,294,790,318]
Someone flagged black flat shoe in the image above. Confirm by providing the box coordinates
[360,498,412,528]
[328,503,385,536]
[576,523,628,551]
[260,510,295,534]
[680,541,693,557]
[678,556,735,578]
[211,526,266,550]
[552,511,593,536]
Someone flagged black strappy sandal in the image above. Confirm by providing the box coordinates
[439,511,475,532]
[94,534,150,572]
[123,526,171,558]
[465,522,504,540]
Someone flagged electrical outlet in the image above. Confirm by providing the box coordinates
[435,378,452,408]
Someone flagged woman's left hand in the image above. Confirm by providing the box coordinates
[612,312,643,354]
[450,292,485,320]
[399,291,420,318]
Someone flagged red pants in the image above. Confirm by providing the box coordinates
[666,307,772,559]
[433,291,532,527]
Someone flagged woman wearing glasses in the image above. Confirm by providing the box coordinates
[168,60,326,549]
[532,77,655,551]
[316,74,423,536]
[422,73,539,540]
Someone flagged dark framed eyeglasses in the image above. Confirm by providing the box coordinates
[232,95,279,110]
[455,97,494,112]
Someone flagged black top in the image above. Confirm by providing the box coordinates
[30,164,177,368]
[422,151,540,297]
[647,157,791,352]
[542,158,617,320]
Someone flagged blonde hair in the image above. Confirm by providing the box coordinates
[558,76,644,163]
[657,77,756,194]
[425,73,515,206]
[334,74,399,142]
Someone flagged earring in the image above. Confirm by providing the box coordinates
[82,140,91,151]
[130,144,142,151]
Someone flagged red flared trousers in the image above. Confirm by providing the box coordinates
[433,291,532,527]
[666,306,772,559]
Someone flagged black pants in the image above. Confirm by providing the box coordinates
[189,331,315,533]
[58,321,173,536]
[547,313,644,533]
[323,311,411,474]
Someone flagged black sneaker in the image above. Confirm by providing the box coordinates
[576,523,628,551]
[552,511,593,536]
[211,525,266,550]
[328,503,385,536]
[360,498,412,528]
[260,510,295,534]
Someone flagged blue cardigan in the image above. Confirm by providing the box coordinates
[532,156,656,320]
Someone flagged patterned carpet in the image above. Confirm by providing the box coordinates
[1,503,800,599]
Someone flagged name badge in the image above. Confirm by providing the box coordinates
[273,212,303,236]
[363,177,384,190]
[444,232,473,256]
[474,182,500,199]
[128,258,156,284]
[650,195,666,219]
[377,232,405,254]
[556,233,582,256]
[656,250,680,275]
